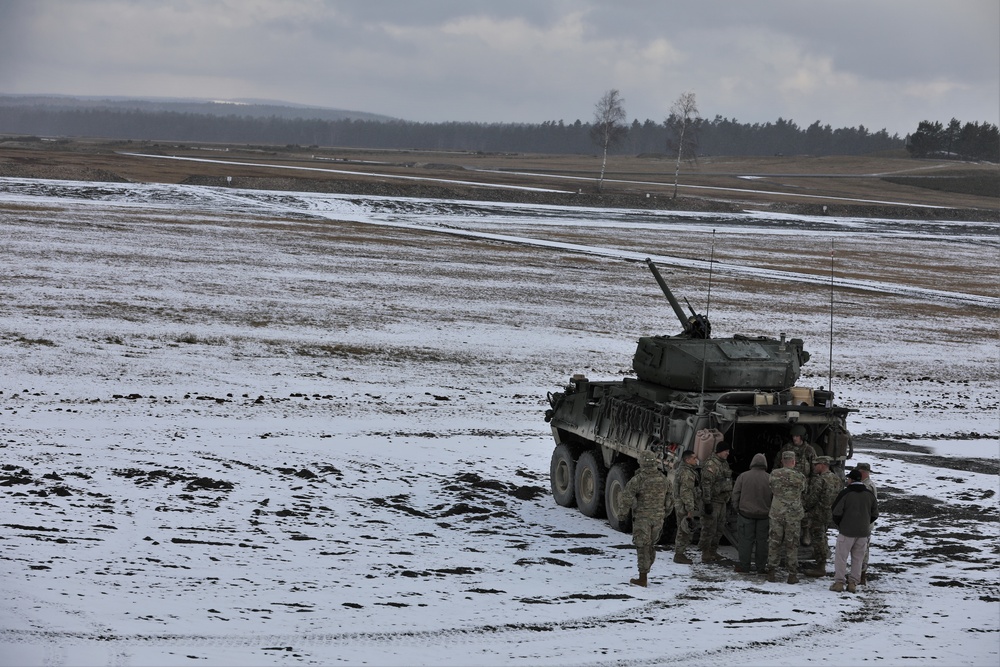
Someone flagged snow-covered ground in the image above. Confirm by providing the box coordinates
[1,178,997,666]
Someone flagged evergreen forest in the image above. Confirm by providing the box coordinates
[1,100,996,161]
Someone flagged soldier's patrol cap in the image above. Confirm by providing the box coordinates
[854,462,872,472]
[815,456,832,465]
[781,450,796,461]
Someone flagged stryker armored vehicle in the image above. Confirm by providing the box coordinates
[544,258,854,536]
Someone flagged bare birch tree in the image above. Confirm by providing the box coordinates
[590,89,627,192]
[667,91,700,199]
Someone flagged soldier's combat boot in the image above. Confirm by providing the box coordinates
[829,581,844,593]
[701,550,719,563]
[847,581,857,593]
[673,551,692,564]
[629,572,648,587]
[804,561,826,577]
[859,569,868,585]
[765,568,776,583]
[786,572,799,584]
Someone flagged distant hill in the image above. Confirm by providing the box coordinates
[0,94,397,123]
[0,94,910,157]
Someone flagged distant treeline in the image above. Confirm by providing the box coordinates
[905,119,999,162]
[0,103,962,158]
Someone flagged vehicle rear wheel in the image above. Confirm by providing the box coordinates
[605,462,636,532]
[549,443,577,507]
[574,450,607,518]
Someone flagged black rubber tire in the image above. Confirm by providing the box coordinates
[549,443,577,507]
[604,462,636,533]
[574,450,607,518]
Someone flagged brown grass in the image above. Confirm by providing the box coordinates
[2,137,997,215]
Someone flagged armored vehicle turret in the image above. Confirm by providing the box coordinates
[633,260,809,392]
[544,259,855,538]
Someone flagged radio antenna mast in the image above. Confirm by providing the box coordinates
[828,237,835,391]
[698,230,717,411]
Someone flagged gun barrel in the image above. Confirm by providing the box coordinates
[645,258,692,334]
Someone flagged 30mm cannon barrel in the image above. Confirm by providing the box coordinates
[645,258,711,338]
[645,258,692,334]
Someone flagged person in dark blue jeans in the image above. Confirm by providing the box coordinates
[730,453,772,573]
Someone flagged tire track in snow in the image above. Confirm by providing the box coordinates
[208,187,998,310]
[0,586,902,666]
[2,177,994,309]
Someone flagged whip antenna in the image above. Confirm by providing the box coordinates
[698,230,717,409]
[828,237,835,391]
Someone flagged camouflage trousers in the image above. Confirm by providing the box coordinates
[632,517,664,574]
[766,513,802,573]
[808,511,832,562]
[698,501,728,553]
[674,508,694,552]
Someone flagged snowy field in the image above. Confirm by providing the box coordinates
[1,177,997,666]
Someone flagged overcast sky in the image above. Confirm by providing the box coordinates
[1,0,997,136]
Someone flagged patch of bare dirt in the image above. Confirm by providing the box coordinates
[2,138,997,220]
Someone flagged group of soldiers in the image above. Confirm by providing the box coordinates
[618,424,878,590]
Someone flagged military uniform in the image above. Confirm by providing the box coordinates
[786,438,817,480]
[672,458,700,563]
[803,457,842,571]
[784,426,817,546]
[698,450,733,561]
[766,455,806,582]
[620,450,669,586]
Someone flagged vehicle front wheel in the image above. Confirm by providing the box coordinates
[605,462,636,533]
[574,450,607,518]
[549,443,577,507]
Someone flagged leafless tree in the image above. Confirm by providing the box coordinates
[590,89,627,192]
[667,91,700,199]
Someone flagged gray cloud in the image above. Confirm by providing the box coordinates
[1,0,996,136]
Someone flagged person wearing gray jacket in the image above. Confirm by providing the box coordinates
[830,468,879,593]
[730,453,772,574]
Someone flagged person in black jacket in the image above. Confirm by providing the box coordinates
[830,468,879,593]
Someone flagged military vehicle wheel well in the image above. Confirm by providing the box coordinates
[552,429,590,456]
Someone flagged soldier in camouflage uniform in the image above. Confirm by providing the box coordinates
[765,450,806,584]
[785,425,818,478]
[785,424,818,546]
[619,450,670,587]
[698,441,733,563]
[672,449,700,564]
[803,456,842,577]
